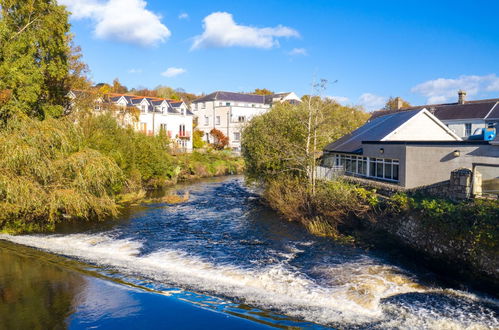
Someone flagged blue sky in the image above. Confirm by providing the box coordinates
[61,0,499,110]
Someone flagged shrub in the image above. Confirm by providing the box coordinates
[264,177,377,238]
[0,117,123,233]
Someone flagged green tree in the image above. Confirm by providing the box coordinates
[242,96,369,185]
[0,0,73,122]
[384,96,411,110]
[193,129,205,149]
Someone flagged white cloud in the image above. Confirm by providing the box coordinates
[191,12,299,50]
[288,48,307,56]
[178,12,189,20]
[358,93,387,111]
[161,67,186,78]
[60,0,171,47]
[411,74,499,104]
[128,68,142,74]
[326,96,349,104]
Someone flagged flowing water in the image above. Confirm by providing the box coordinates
[0,177,498,329]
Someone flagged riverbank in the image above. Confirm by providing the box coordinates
[0,114,244,234]
[261,178,499,295]
[1,177,497,329]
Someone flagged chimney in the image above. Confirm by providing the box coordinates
[394,97,403,110]
[458,90,467,104]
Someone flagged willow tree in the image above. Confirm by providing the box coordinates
[0,0,72,123]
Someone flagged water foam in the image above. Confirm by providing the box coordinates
[1,233,497,328]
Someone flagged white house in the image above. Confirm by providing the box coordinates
[191,91,301,150]
[69,91,194,151]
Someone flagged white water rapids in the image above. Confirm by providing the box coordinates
[1,178,498,328]
[1,232,497,329]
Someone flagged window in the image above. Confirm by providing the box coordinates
[238,116,246,123]
[226,102,231,106]
[181,109,185,115]
[233,132,241,141]
[465,123,472,136]
[216,116,221,125]
[251,104,255,107]
[141,105,146,112]
[204,116,209,126]
[160,124,167,132]
[219,102,223,106]
[139,122,147,133]
[201,102,205,109]
[179,124,186,137]
[487,122,495,128]
[369,158,399,182]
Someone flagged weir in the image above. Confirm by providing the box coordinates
[0,177,498,328]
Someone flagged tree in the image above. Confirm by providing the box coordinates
[252,88,274,95]
[155,85,179,100]
[209,128,229,150]
[242,93,369,186]
[0,0,73,122]
[192,129,205,149]
[384,97,411,111]
[112,78,128,94]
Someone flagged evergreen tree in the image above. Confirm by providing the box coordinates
[0,0,72,122]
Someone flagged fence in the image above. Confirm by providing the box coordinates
[473,163,499,198]
[315,166,344,181]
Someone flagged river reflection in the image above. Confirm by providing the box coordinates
[0,242,83,329]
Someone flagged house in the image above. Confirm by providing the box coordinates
[370,91,499,139]
[322,108,499,189]
[191,91,301,150]
[68,91,194,151]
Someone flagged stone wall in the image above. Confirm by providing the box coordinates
[338,168,478,201]
[370,211,499,290]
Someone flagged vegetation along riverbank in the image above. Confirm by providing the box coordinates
[241,94,499,292]
[0,114,243,234]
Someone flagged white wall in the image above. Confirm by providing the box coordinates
[384,111,460,141]
[191,101,271,150]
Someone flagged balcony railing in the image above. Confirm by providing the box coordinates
[177,131,191,139]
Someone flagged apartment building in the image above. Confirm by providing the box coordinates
[191,91,301,150]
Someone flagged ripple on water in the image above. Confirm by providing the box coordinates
[0,178,498,329]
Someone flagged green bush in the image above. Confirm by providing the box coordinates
[0,117,123,233]
[264,177,377,238]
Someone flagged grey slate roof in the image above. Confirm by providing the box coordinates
[370,99,499,122]
[324,110,421,154]
[193,91,266,104]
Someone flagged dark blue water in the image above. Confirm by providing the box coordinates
[1,177,498,329]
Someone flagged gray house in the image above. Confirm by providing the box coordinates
[323,108,498,189]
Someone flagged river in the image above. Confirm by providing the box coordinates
[0,177,498,329]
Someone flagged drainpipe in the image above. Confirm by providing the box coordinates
[227,110,230,145]
[152,103,155,136]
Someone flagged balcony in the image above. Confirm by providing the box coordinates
[178,131,191,139]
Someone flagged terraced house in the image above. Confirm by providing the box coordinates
[69,91,194,150]
[191,91,301,151]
